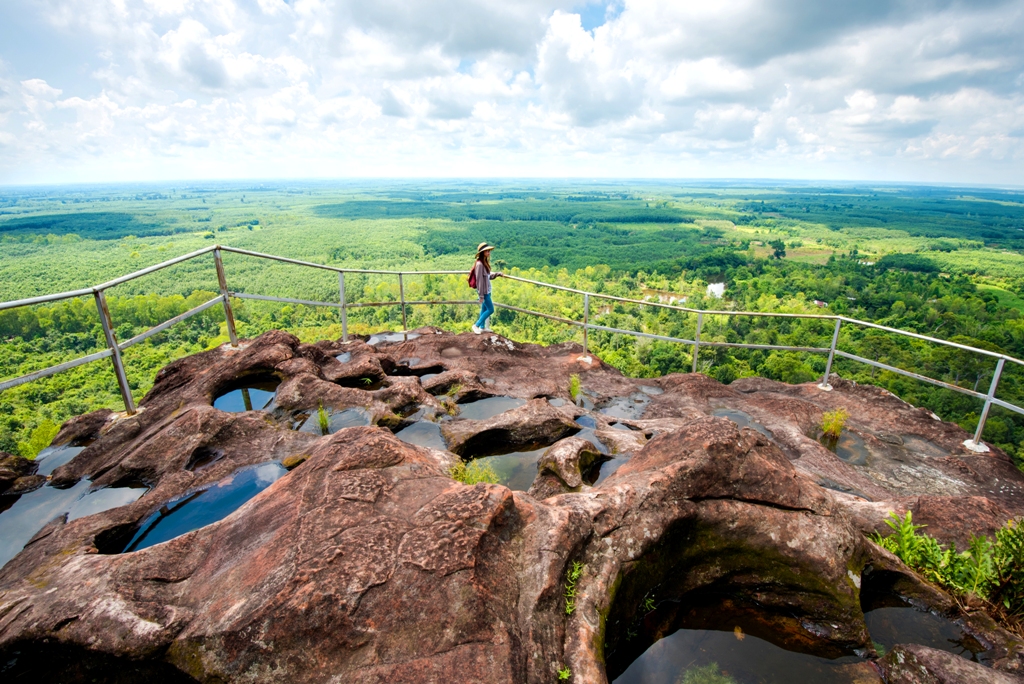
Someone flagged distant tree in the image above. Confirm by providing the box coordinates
[769,239,786,259]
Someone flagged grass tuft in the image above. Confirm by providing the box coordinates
[569,374,581,403]
[449,460,499,485]
[820,407,849,439]
[317,401,330,435]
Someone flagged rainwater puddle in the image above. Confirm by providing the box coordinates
[548,398,567,407]
[600,393,651,420]
[824,431,870,466]
[296,407,373,435]
[456,396,526,421]
[639,386,664,396]
[420,373,440,383]
[395,421,446,451]
[712,408,774,439]
[611,423,637,431]
[612,627,870,684]
[336,352,352,363]
[1,480,147,568]
[592,456,629,486]
[213,378,280,413]
[33,444,86,476]
[121,462,287,553]
[368,332,421,345]
[474,448,546,491]
[865,607,988,664]
[575,415,610,456]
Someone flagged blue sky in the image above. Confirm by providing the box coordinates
[0,0,1022,185]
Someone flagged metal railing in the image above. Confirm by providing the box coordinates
[1,245,1021,453]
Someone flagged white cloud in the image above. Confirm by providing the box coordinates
[0,0,1021,184]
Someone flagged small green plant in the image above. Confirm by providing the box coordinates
[317,401,330,435]
[676,662,736,684]
[569,374,581,403]
[995,519,1024,615]
[440,396,460,416]
[557,665,572,680]
[360,377,374,386]
[820,407,849,439]
[448,460,499,485]
[872,640,887,657]
[445,383,462,398]
[564,560,584,615]
[643,596,655,612]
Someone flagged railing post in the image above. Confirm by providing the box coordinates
[819,318,842,391]
[966,357,1005,453]
[339,272,348,342]
[583,293,589,353]
[94,290,136,415]
[691,312,703,373]
[398,273,408,334]
[213,248,238,347]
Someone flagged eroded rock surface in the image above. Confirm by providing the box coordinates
[1,328,1022,683]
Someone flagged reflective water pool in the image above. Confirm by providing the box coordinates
[456,396,526,421]
[33,444,87,476]
[865,606,988,663]
[612,627,872,684]
[296,407,373,435]
[826,431,871,466]
[600,393,652,420]
[368,332,421,345]
[121,462,287,553]
[711,408,774,439]
[592,456,629,486]
[213,378,280,413]
[395,421,447,451]
[336,352,352,363]
[1,480,147,568]
[474,448,546,491]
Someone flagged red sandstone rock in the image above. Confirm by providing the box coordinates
[1,329,1022,683]
[882,644,1024,683]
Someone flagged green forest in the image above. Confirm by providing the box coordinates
[2,181,1024,471]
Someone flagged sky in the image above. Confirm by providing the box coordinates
[0,0,1022,186]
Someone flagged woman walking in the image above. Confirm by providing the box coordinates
[471,242,502,334]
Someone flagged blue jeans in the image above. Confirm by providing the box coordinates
[475,293,494,328]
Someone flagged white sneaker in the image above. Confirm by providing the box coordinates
[472,325,482,334]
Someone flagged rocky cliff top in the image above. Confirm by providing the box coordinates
[1,328,1022,683]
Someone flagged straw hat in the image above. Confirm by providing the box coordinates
[476,242,495,254]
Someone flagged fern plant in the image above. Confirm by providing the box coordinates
[872,512,1012,605]
[564,560,584,615]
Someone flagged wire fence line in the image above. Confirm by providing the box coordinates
[1,245,1020,452]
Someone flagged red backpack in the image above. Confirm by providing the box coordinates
[467,262,478,289]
